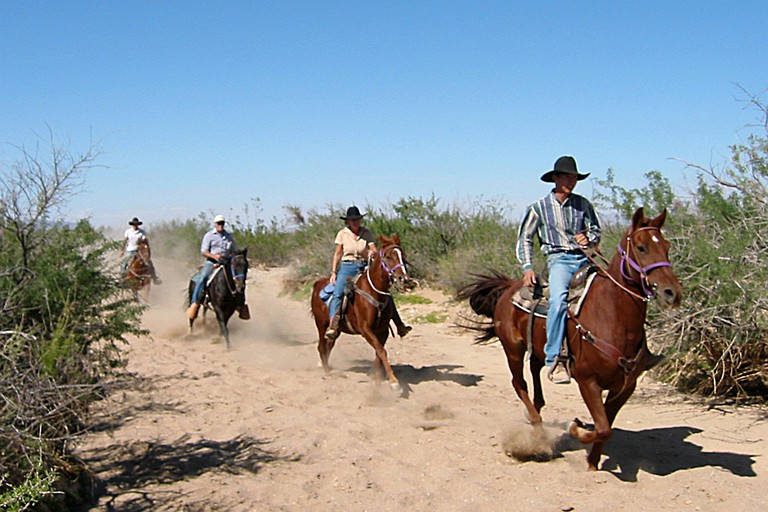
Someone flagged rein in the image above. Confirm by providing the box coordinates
[567,226,671,380]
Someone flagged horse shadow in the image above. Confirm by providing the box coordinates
[557,425,757,481]
[347,362,483,398]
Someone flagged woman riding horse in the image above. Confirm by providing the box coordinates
[325,206,411,341]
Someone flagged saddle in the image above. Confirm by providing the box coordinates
[512,264,599,361]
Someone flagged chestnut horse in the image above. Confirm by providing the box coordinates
[310,235,409,391]
[458,208,682,470]
[122,238,152,302]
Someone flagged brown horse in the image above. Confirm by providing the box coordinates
[122,238,152,302]
[311,235,409,391]
[458,208,682,470]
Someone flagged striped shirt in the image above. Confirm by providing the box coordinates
[516,191,601,272]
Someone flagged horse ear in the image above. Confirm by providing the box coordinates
[651,209,667,229]
[631,207,645,228]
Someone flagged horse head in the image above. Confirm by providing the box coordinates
[619,207,682,308]
[230,248,249,294]
[376,235,409,288]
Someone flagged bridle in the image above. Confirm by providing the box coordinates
[221,255,247,295]
[617,226,673,301]
[366,245,407,295]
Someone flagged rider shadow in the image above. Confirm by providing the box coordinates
[347,362,483,398]
[558,425,757,481]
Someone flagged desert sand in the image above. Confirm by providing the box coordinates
[76,262,767,511]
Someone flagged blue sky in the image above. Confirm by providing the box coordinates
[1,1,766,229]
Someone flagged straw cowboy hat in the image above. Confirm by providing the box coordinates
[540,155,590,183]
[213,214,226,224]
[128,217,143,226]
[340,206,365,221]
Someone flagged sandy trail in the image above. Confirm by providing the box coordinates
[76,263,767,511]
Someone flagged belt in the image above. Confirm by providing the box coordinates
[551,249,583,255]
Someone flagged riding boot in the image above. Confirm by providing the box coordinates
[390,298,412,337]
[644,352,666,371]
[238,304,251,320]
[325,313,341,341]
[186,302,200,320]
[394,318,412,337]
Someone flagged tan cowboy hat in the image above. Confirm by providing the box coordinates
[540,155,591,183]
[340,206,365,220]
[128,217,143,226]
[213,214,226,224]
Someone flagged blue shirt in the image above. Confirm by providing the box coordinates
[516,191,601,272]
[200,229,236,259]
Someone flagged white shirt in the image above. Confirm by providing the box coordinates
[124,227,147,252]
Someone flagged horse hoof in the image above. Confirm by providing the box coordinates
[390,382,402,392]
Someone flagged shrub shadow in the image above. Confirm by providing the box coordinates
[80,434,299,511]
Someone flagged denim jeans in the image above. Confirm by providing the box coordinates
[191,260,215,305]
[544,252,588,366]
[329,260,366,319]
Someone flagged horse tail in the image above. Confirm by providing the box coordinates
[456,271,517,344]
[456,271,515,317]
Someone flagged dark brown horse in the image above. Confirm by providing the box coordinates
[187,248,249,350]
[311,235,409,391]
[458,208,682,470]
[122,238,152,302]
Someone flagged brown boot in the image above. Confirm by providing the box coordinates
[644,353,666,371]
[238,304,250,320]
[325,314,341,341]
[186,302,200,320]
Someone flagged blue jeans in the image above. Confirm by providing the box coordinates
[329,260,366,319]
[545,252,587,366]
[191,260,215,305]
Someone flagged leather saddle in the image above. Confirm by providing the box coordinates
[512,264,599,318]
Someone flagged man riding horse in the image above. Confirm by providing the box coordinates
[120,217,161,285]
[187,214,249,320]
[516,156,663,384]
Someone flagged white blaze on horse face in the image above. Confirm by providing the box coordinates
[651,235,659,243]
[394,248,407,277]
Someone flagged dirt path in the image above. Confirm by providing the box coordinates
[76,264,767,511]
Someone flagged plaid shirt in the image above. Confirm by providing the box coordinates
[516,191,601,272]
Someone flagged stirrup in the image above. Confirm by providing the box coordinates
[324,328,339,341]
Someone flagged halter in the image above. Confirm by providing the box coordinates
[366,246,407,295]
[618,226,673,300]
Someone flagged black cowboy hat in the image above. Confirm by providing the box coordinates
[540,155,590,183]
[340,206,365,220]
[128,217,143,226]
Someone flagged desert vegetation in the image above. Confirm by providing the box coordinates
[3,93,768,509]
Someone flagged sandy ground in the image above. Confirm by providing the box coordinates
[75,261,768,511]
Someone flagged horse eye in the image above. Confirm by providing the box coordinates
[637,245,647,253]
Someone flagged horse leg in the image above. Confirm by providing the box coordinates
[569,378,627,471]
[497,316,544,423]
[360,325,400,392]
[584,383,636,471]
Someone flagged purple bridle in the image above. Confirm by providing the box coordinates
[379,247,406,281]
[617,226,673,299]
